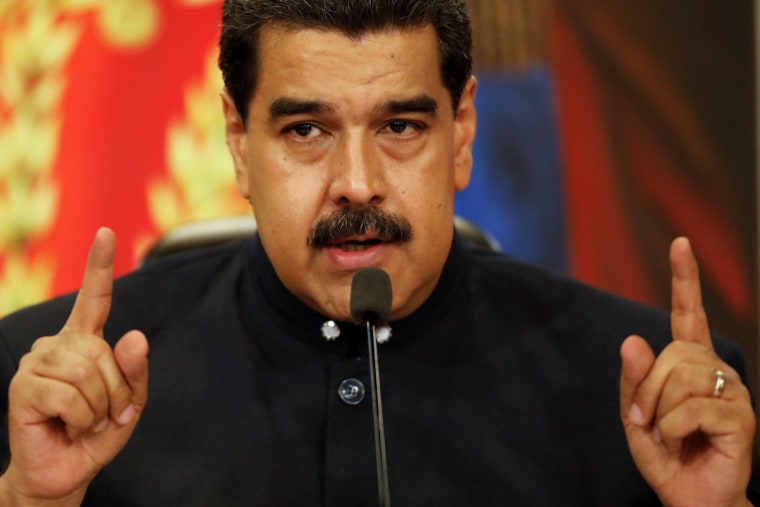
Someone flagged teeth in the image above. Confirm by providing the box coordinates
[340,242,371,252]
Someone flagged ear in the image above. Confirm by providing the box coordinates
[221,89,251,200]
[453,76,477,191]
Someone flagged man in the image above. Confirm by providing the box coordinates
[0,0,757,505]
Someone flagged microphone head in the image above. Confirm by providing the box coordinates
[350,267,392,325]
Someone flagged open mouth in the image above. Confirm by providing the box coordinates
[334,238,384,252]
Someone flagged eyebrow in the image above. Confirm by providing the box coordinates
[268,94,439,121]
[269,98,336,120]
[377,95,439,117]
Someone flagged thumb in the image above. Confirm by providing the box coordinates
[620,335,655,427]
[113,330,149,422]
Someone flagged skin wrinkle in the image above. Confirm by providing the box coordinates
[0,3,756,504]
[227,24,475,322]
[268,95,438,126]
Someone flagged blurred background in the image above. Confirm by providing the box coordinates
[0,0,757,393]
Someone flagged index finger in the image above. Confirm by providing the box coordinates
[670,236,712,349]
[62,227,116,336]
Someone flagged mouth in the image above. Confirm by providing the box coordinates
[320,233,396,270]
[332,237,385,252]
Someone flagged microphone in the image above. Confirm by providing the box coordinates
[350,267,392,507]
[350,267,392,326]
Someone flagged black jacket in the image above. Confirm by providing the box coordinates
[0,234,756,505]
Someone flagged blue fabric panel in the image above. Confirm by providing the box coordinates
[454,67,567,273]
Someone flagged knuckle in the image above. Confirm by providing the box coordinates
[57,384,80,408]
[39,348,61,368]
[111,381,133,407]
[69,359,98,385]
[20,347,61,372]
[722,364,742,382]
[661,340,688,359]
[25,378,54,407]
[59,389,95,428]
[722,400,755,435]
[8,371,29,399]
[17,352,34,372]
[37,330,112,360]
[682,397,705,421]
[92,392,110,418]
[731,381,752,403]
[669,362,694,386]
[740,406,757,434]
[88,338,112,360]
[30,335,55,352]
[673,340,709,356]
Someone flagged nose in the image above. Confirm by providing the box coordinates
[327,132,386,206]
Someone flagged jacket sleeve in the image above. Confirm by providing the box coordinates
[0,326,19,474]
[712,335,760,504]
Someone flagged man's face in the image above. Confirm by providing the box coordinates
[223,24,476,322]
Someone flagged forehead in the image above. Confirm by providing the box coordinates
[251,23,447,113]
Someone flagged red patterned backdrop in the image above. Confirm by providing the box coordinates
[0,0,247,315]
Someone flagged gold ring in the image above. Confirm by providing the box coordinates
[712,368,726,397]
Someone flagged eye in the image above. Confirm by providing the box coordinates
[383,119,425,138]
[288,123,322,138]
[388,120,409,134]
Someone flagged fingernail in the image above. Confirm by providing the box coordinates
[629,403,645,425]
[94,418,109,433]
[117,404,136,425]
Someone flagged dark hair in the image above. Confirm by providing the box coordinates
[219,0,472,126]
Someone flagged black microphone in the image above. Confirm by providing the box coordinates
[350,267,392,507]
[350,267,392,326]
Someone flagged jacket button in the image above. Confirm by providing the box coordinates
[338,378,366,405]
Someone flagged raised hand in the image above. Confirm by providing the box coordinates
[620,237,755,507]
[1,228,149,505]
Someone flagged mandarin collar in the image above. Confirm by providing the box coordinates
[240,231,470,363]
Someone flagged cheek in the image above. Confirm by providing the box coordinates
[250,173,326,235]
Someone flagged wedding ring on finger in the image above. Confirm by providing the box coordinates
[711,368,726,397]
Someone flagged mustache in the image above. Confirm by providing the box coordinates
[307,207,413,247]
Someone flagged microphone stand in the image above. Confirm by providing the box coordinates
[365,321,391,507]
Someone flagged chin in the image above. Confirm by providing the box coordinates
[314,285,353,322]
